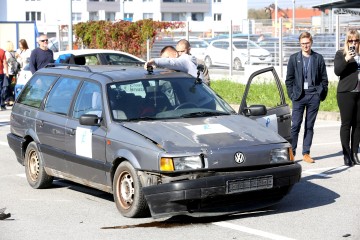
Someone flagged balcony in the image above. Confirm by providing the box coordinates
[161,0,210,13]
[87,0,120,12]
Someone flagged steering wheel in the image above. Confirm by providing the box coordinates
[175,102,198,110]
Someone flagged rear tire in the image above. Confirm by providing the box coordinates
[25,142,53,189]
[113,161,149,218]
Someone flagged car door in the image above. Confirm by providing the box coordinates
[238,66,291,142]
[212,41,229,66]
[37,76,81,172]
[64,80,108,187]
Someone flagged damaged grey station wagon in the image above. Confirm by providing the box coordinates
[7,63,301,218]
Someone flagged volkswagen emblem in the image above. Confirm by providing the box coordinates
[234,152,245,164]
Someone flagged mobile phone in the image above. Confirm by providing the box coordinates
[350,45,355,53]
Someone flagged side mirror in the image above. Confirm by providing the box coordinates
[243,105,267,116]
[79,114,102,126]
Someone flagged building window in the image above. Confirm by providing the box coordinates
[191,13,203,21]
[124,13,133,21]
[106,0,115,1]
[72,13,82,21]
[143,13,153,19]
[89,0,99,1]
[143,0,153,2]
[89,12,99,21]
[214,0,221,2]
[214,13,221,21]
[162,12,186,21]
[26,11,41,21]
[105,12,116,21]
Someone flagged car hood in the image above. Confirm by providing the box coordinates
[122,115,285,152]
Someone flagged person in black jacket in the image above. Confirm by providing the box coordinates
[334,29,360,167]
[285,32,328,163]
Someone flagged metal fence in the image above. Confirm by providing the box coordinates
[149,15,360,73]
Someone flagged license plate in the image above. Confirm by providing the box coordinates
[226,175,273,194]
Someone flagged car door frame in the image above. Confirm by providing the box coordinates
[238,66,292,142]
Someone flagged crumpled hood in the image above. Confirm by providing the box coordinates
[122,115,285,152]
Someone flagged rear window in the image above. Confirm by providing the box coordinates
[17,75,57,108]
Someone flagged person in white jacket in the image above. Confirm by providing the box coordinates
[144,46,203,80]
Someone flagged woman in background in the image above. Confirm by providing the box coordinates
[334,29,360,166]
[16,39,31,70]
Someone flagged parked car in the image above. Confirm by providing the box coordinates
[187,38,209,61]
[7,63,300,218]
[53,49,145,65]
[204,39,273,70]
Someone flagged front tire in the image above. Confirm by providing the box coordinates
[113,161,149,218]
[25,142,53,189]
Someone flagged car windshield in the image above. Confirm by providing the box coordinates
[107,78,235,121]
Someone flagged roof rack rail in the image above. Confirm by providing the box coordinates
[45,63,92,72]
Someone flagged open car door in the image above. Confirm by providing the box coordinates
[238,66,291,143]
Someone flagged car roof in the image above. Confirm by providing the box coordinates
[37,64,194,84]
[53,49,145,62]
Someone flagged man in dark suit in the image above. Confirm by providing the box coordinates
[285,32,328,163]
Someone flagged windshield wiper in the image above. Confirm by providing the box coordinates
[126,116,158,121]
[180,111,230,118]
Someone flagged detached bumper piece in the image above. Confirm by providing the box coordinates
[143,164,301,218]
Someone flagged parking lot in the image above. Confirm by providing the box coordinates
[1,108,359,240]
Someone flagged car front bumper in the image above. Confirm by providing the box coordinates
[143,163,301,218]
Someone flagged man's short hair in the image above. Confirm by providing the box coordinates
[176,39,191,49]
[160,45,177,57]
[298,32,313,43]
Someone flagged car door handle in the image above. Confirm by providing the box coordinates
[36,120,44,128]
[279,114,291,122]
[66,128,76,136]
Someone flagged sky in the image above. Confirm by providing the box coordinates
[248,0,329,9]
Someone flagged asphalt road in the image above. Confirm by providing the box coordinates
[1,109,359,240]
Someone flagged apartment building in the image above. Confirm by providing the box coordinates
[0,0,248,37]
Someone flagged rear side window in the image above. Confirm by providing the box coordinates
[17,75,57,108]
[44,77,81,115]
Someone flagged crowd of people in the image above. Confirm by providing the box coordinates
[0,34,53,111]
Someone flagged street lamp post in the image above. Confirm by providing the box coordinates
[292,0,295,34]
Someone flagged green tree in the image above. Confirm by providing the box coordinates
[248,8,271,20]
[74,20,185,59]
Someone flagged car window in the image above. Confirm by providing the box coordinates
[82,54,100,65]
[108,78,234,121]
[17,75,57,108]
[44,77,81,115]
[72,81,102,118]
[234,41,247,49]
[105,53,138,64]
[245,71,282,109]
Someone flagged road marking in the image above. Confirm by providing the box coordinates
[302,166,349,177]
[312,141,341,146]
[0,141,8,146]
[17,173,26,178]
[213,222,296,240]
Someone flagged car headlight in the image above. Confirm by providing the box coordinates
[160,156,204,171]
[270,148,290,164]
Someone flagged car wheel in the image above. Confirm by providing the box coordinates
[204,56,212,68]
[233,58,242,70]
[25,142,53,189]
[113,161,149,218]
